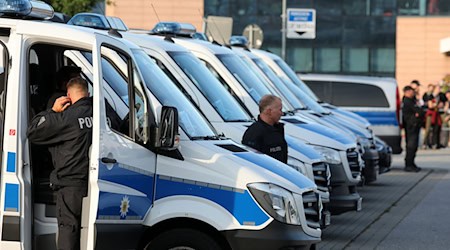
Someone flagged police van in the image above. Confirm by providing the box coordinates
[251,49,393,170]
[299,74,402,154]
[0,1,322,249]
[130,22,364,215]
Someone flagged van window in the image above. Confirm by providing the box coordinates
[331,82,389,107]
[0,42,7,167]
[304,80,389,108]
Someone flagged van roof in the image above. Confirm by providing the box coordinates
[298,73,398,86]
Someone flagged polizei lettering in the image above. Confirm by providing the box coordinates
[78,117,93,129]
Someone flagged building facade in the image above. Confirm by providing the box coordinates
[106,0,450,94]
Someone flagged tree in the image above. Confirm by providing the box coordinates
[44,0,104,17]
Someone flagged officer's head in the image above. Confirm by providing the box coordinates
[66,77,89,104]
[403,86,415,98]
[56,66,82,91]
[259,95,283,125]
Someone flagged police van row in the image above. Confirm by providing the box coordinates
[0,1,396,249]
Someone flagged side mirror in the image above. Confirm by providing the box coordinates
[157,106,179,149]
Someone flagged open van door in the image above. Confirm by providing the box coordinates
[0,39,22,250]
[81,33,157,249]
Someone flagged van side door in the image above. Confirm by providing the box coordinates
[81,34,156,250]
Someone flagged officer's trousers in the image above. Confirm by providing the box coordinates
[405,123,420,167]
[56,186,87,250]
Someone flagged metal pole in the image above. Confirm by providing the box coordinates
[281,0,286,60]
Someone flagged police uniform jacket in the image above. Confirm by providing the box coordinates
[242,116,288,163]
[402,96,423,129]
[27,97,93,187]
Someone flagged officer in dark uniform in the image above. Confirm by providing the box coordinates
[402,85,423,172]
[27,77,92,250]
[242,95,288,163]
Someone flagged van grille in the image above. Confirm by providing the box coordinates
[312,162,330,192]
[347,150,362,178]
[302,191,321,229]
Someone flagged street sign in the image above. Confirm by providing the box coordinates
[286,8,316,39]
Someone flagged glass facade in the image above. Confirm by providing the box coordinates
[204,0,450,77]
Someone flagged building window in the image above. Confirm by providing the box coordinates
[343,0,369,16]
[314,48,341,72]
[371,48,395,73]
[343,48,369,73]
[289,47,313,72]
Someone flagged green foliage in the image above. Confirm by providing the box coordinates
[44,0,103,16]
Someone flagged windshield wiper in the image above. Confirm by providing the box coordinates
[227,119,253,122]
[190,135,221,140]
[294,107,309,111]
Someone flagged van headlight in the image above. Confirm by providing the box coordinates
[312,146,342,164]
[248,183,301,225]
[287,156,307,175]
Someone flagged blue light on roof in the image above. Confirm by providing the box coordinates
[229,35,248,47]
[152,22,196,36]
[0,0,54,19]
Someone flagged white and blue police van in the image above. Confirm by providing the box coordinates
[251,49,394,171]
[299,74,401,155]
[230,44,381,183]
[132,22,364,215]
[0,1,322,249]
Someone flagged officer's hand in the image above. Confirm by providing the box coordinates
[52,96,71,113]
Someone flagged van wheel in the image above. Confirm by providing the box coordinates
[144,228,222,250]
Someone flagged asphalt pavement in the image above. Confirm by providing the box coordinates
[319,147,450,250]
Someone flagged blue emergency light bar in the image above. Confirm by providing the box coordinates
[0,0,54,19]
[67,13,128,31]
[151,22,196,37]
[229,35,249,47]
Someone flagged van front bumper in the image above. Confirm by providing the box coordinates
[222,220,321,250]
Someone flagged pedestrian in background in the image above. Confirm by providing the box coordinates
[422,84,437,149]
[402,86,423,172]
[441,91,450,148]
[242,94,287,163]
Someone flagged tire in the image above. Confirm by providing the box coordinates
[144,228,222,250]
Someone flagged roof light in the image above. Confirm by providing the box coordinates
[151,22,196,37]
[0,0,54,20]
[229,35,249,47]
[67,13,128,31]
[68,13,110,30]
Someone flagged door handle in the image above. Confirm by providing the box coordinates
[101,157,117,164]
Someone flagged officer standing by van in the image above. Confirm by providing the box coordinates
[402,86,423,172]
[27,77,92,250]
[242,94,288,163]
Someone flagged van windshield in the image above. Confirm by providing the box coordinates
[280,77,329,114]
[168,51,252,122]
[250,57,306,111]
[216,54,270,103]
[131,49,217,138]
[273,58,320,102]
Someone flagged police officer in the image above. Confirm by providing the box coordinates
[242,94,287,163]
[27,77,92,250]
[402,85,423,172]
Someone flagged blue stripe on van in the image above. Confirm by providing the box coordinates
[154,175,270,226]
[7,152,16,173]
[353,111,398,126]
[4,183,19,212]
[97,162,154,220]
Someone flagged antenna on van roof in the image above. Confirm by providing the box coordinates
[151,3,161,23]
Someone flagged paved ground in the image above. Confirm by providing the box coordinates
[319,147,450,250]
